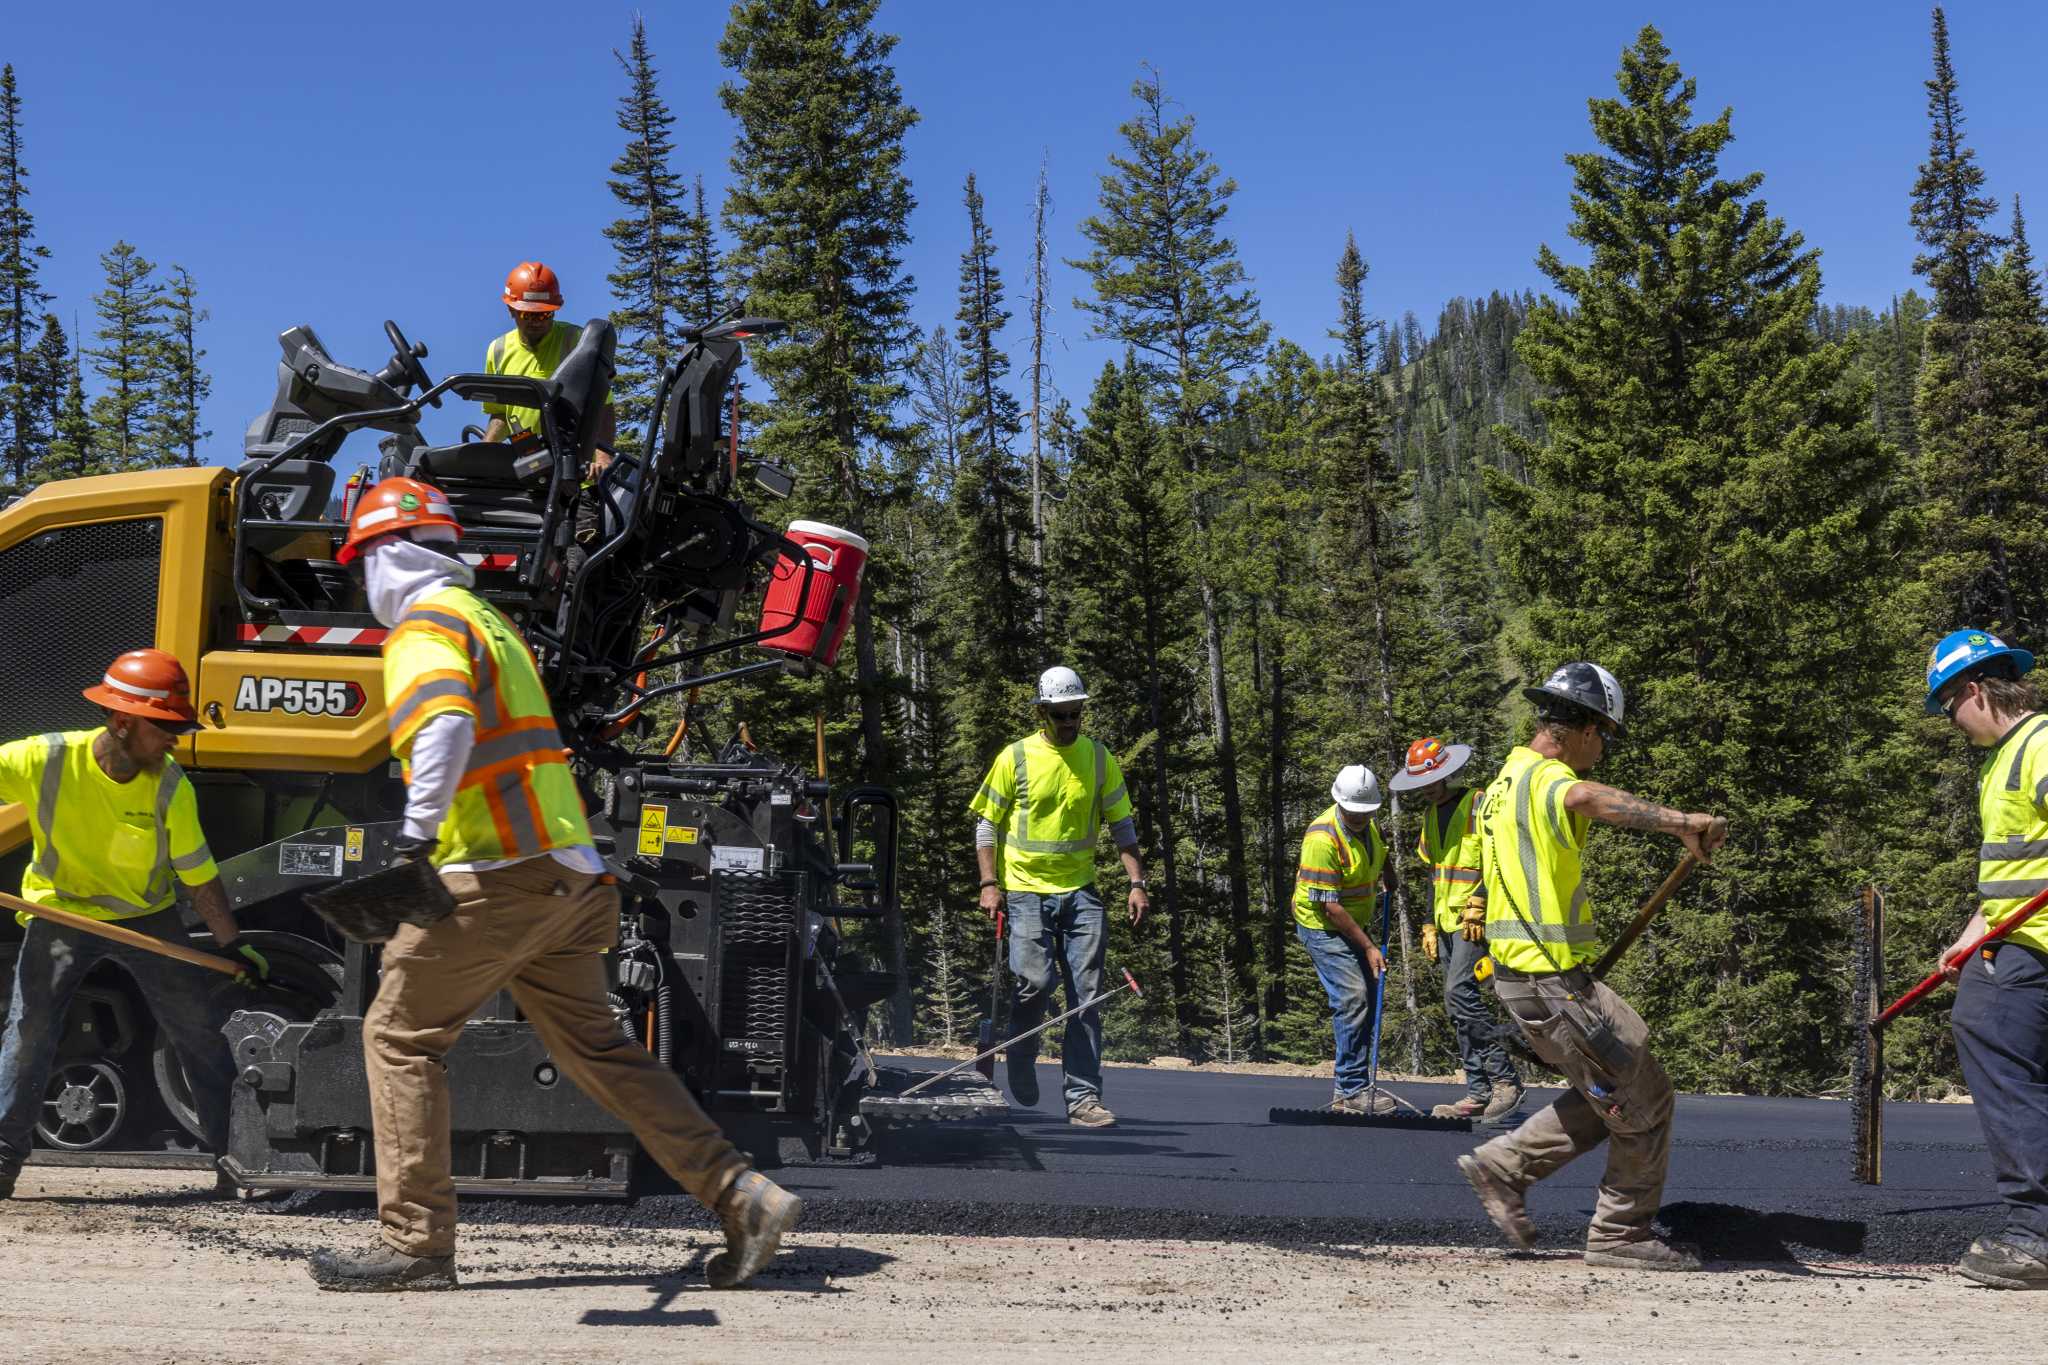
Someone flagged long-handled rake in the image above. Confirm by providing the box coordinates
[1852,883,2048,1184]
[903,969,1142,1099]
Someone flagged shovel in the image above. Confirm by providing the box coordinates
[3,893,245,978]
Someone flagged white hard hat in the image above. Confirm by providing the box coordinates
[1331,764,1383,814]
[1036,666,1089,706]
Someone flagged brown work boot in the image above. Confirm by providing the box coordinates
[1431,1095,1488,1119]
[1332,1089,1395,1116]
[307,1242,458,1292]
[707,1170,804,1289]
[1457,1153,1536,1250]
[1583,1236,1703,1272]
[1958,1237,2048,1290]
[1480,1082,1526,1125]
[1068,1098,1119,1128]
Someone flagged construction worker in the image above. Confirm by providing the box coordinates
[1925,628,2048,1290]
[0,650,256,1199]
[307,478,800,1292]
[1389,736,1522,1123]
[970,666,1148,1129]
[1292,764,1400,1116]
[1458,663,1727,1272]
[481,261,617,464]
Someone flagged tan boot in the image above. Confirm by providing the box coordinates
[1431,1095,1488,1119]
[1457,1154,1536,1250]
[1583,1237,1702,1272]
[707,1170,804,1289]
[1480,1082,1525,1125]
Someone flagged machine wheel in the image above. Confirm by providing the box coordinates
[36,1060,130,1150]
[153,932,343,1146]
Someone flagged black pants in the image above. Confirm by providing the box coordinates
[1951,940,2048,1254]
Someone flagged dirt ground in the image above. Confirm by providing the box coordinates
[0,1167,2033,1364]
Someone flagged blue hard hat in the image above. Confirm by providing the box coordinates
[1925,628,2035,714]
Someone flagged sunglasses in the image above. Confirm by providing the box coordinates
[1046,707,1085,723]
[1941,683,1971,721]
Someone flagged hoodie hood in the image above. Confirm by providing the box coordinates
[363,529,474,628]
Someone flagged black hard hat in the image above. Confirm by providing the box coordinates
[1521,661,1627,736]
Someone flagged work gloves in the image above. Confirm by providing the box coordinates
[389,835,438,867]
[1459,901,1487,943]
[228,941,270,987]
[1421,922,1439,962]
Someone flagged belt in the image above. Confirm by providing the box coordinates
[1491,960,1594,989]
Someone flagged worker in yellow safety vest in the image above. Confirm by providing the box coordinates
[1924,628,2048,1290]
[0,650,255,1200]
[1459,662,1726,1273]
[970,666,1148,1130]
[306,476,801,1293]
[1389,736,1523,1124]
[1292,764,1399,1116]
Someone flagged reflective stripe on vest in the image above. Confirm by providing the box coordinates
[1978,716,2048,909]
[28,732,179,917]
[1419,788,1483,927]
[1005,737,1107,854]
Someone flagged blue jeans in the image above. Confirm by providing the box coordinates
[1298,924,1377,1095]
[0,907,237,1165]
[1007,888,1106,1110]
[1952,941,2048,1254]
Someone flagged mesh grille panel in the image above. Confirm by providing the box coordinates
[713,870,800,1048]
[0,519,162,735]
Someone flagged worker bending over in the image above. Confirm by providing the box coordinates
[1460,663,1726,1272]
[970,667,1148,1129]
[1293,765,1399,1116]
[1390,736,1522,1123]
[1925,629,2048,1290]
[307,478,800,1292]
[0,651,255,1199]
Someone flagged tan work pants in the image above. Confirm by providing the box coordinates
[1469,968,1674,1249]
[364,858,747,1257]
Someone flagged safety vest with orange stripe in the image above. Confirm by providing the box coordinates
[1292,804,1388,932]
[1415,786,1485,934]
[382,586,590,866]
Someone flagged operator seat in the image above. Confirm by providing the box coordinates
[238,457,336,521]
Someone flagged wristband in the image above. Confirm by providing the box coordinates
[1130,880,1149,892]
[978,878,1000,890]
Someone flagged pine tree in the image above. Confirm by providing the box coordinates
[1484,27,1903,1093]
[0,65,53,491]
[153,266,210,466]
[1027,158,1053,614]
[22,311,66,479]
[86,241,165,470]
[1071,69,1268,1015]
[605,17,687,455]
[45,315,93,479]
[720,0,920,1038]
[680,173,721,327]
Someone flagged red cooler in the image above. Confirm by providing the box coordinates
[758,520,869,666]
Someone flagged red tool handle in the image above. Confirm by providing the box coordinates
[1873,885,2048,1030]
[1123,968,1141,997]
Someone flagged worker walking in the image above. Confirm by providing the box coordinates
[1925,629,2048,1290]
[970,667,1148,1129]
[0,651,256,1199]
[1458,663,1726,1272]
[1389,737,1522,1123]
[307,478,800,1292]
[1293,765,1400,1116]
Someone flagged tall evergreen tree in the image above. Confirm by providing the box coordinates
[153,265,210,466]
[1071,69,1268,1010]
[86,241,165,470]
[1484,27,1902,1092]
[720,0,919,1037]
[0,65,52,491]
[605,17,687,454]
[45,314,93,479]
[680,173,722,327]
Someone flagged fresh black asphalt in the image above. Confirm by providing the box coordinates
[427,1058,2004,1266]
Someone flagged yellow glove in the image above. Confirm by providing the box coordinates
[1459,901,1487,943]
[1421,922,1439,962]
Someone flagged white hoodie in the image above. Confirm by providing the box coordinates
[364,530,599,874]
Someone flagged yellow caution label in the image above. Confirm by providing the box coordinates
[344,828,365,863]
[665,825,700,845]
[638,803,669,856]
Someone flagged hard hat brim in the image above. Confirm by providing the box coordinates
[1522,685,1627,736]
[1387,743,1473,792]
[505,299,562,313]
[82,684,200,731]
[1333,797,1383,815]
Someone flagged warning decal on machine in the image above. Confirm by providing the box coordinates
[344,828,365,862]
[709,844,766,873]
[638,804,669,856]
[279,841,345,878]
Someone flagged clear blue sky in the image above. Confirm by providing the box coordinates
[7,1,2044,464]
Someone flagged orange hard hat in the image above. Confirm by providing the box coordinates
[336,476,461,565]
[503,261,564,313]
[1386,735,1474,793]
[83,648,199,731]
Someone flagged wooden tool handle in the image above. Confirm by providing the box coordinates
[1590,852,1701,980]
[1,892,244,977]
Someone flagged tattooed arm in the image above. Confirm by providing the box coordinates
[1564,781,1730,863]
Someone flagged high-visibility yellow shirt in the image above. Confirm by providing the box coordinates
[1479,745,1594,974]
[0,729,218,924]
[1292,804,1388,932]
[384,586,591,866]
[1416,786,1485,933]
[1976,713,2048,956]
[968,731,1134,894]
[482,322,615,438]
